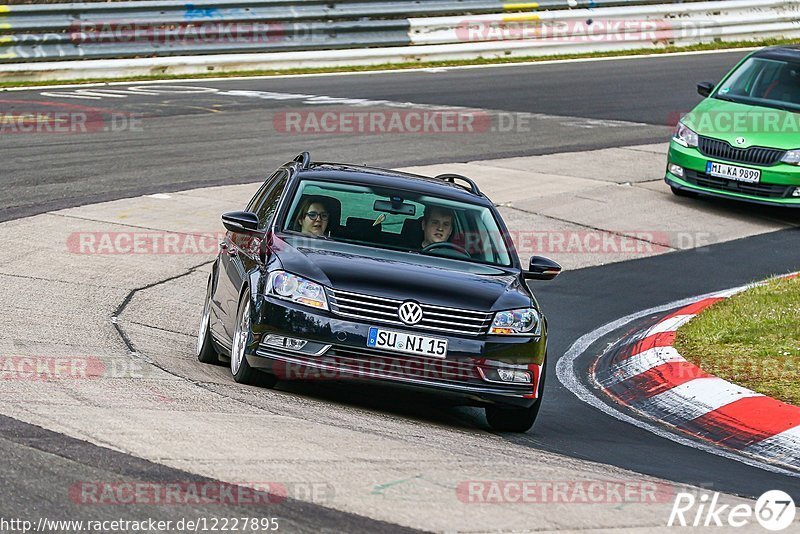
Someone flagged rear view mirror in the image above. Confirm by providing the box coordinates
[222,211,262,234]
[374,199,416,216]
[524,256,562,281]
[697,82,715,98]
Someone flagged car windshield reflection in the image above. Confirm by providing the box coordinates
[280,179,513,267]
[714,56,800,113]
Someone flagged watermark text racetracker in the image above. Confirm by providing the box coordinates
[456,19,707,43]
[70,21,289,45]
[70,481,333,505]
[273,108,534,135]
[0,100,143,135]
[67,230,716,255]
[0,356,105,381]
[0,355,163,381]
[68,232,226,255]
[668,109,800,134]
[457,479,675,504]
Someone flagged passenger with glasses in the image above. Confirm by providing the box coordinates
[295,198,330,237]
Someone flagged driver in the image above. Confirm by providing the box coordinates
[420,206,454,248]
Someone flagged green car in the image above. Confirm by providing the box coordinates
[666,45,800,207]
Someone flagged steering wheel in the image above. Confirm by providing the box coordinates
[421,241,471,258]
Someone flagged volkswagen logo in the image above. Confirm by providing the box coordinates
[736,137,746,145]
[398,301,423,325]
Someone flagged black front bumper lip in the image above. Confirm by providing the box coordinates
[251,347,537,407]
[665,175,800,208]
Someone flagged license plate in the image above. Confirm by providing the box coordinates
[367,327,448,358]
[706,161,761,183]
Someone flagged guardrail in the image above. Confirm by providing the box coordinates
[0,0,679,63]
[0,0,797,82]
[409,0,800,50]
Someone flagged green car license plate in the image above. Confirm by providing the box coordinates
[706,161,761,183]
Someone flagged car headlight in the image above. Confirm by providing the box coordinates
[490,308,541,336]
[267,271,329,310]
[781,149,800,165]
[673,122,699,148]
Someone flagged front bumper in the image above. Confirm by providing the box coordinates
[666,140,800,207]
[246,296,546,408]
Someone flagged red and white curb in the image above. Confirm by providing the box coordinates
[595,273,800,471]
[556,272,800,477]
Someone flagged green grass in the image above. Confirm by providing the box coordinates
[1,37,798,89]
[674,275,800,406]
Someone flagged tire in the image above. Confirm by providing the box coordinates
[485,361,547,433]
[230,291,277,388]
[670,185,697,198]
[196,274,219,365]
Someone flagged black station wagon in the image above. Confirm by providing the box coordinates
[196,152,561,432]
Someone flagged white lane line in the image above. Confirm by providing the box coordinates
[603,346,685,385]
[554,282,800,478]
[37,92,102,100]
[41,90,130,99]
[638,378,762,424]
[39,85,223,100]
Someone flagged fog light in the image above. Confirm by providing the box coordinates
[264,335,307,351]
[480,368,532,384]
[792,187,800,197]
[668,163,684,178]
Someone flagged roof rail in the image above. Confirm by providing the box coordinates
[434,173,482,196]
[293,151,311,170]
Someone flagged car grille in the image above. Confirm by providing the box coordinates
[698,136,785,166]
[684,169,792,199]
[327,288,493,336]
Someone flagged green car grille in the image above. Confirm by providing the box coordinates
[698,136,786,166]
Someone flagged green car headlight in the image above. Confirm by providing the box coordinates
[673,122,699,148]
[267,271,329,310]
[490,308,541,336]
[781,150,800,166]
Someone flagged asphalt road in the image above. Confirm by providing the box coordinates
[3,49,799,529]
[529,228,800,498]
[0,50,746,222]
[0,414,417,532]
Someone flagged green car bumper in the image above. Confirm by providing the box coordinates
[665,141,800,207]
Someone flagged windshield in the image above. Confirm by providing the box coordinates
[714,56,800,112]
[281,179,513,267]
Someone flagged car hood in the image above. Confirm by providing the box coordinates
[683,97,800,150]
[273,235,531,312]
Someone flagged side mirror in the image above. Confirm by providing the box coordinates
[524,256,562,281]
[697,82,715,98]
[222,211,262,235]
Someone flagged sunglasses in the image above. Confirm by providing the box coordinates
[305,211,329,221]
